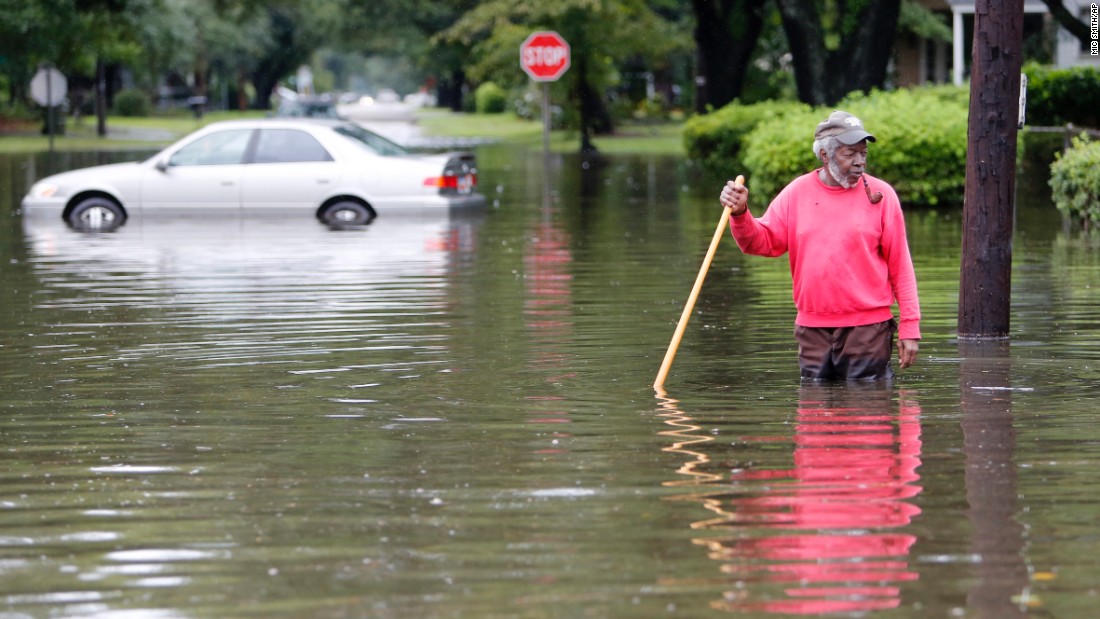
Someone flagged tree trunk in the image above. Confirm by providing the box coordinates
[846,1,903,96]
[575,53,598,153]
[236,70,250,112]
[775,0,902,106]
[691,0,767,112]
[1039,0,1093,47]
[775,1,829,105]
[95,58,107,137]
[249,8,311,110]
[437,68,466,112]
[958,0,1024,340]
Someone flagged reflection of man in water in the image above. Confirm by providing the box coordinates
[695,384,922,614]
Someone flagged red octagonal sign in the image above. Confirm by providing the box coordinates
[520,31,570,82]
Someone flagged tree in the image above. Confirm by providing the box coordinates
[1039,0,1094,48]
[332,0,478,111]
[774,0,902,106]
[0,0,160,133]
[439,0,691,152]
[690,0,769,112]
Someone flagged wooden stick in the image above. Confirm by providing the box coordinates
[654,175,744,389]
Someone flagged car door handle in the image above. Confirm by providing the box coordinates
[221,181,235,186]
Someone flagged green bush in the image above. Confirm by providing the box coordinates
[112,89,150,117]
[474,82,507,114]
[1050,135,1100,226]
[739,87,970,207]
[1024,62,1100,128]
[682,99,809,175]
[633,94,669,122]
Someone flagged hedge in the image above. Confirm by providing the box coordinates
[688,86,970,207]
[1023,62,1100,128]
[747,88,970,206]
[112,89,151,117]
[682,99,809,175]
[474,82,507,114]
[1050,135,1100,226]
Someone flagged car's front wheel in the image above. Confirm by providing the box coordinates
[320,201,375,227]
[68,197,126,231]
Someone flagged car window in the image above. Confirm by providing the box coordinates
[253,129,334,163]
[332,124,409,156]
[169,129,253,166]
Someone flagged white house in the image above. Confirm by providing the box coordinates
[895,0,1099,87]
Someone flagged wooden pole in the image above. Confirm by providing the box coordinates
[654,175,744,389]
[958,0,1024,340]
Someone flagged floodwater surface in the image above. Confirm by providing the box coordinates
[2,145,1100,618]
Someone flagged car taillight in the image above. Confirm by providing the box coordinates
[424,172,477,193]
[423,175,460,189]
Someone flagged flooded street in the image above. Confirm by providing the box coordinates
[2,143,1100,618]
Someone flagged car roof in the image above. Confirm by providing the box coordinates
[175,118,412,157]
[199,118,348,130]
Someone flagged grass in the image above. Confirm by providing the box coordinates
[0,110,266,153]
[588,122,685,155]
[1,108,685,156]
[416,109,544,142]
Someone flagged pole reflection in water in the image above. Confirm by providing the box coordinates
[960,341,1031,617]
[524,159,576,439]
[658,384,922,614]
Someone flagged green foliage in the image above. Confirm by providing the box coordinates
[737,106,823,206]
[474,82,508,114]
[1050,135,1100,226]
[898,0,951,42]
[1024,62,1100,128]
[436,0,692,140]
[737,86,970,207]
[682,100,810,176]
[112,89,151,117]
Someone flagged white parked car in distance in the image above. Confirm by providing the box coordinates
[21,118,483,231]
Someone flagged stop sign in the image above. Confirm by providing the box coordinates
[30,67,67,107]
[520,31,570,82]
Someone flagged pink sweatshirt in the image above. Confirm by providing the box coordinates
[729,170,921,340]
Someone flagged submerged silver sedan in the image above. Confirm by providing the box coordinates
[21,118,483,231]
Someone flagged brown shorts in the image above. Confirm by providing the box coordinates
[794,319,896,381]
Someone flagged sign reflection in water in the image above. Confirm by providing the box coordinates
[523,202,576,438]
[659,384,923,613]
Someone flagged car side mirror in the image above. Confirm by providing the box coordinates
[155,159,169,172]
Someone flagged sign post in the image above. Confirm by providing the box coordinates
[520,31,570,157]
[30,66,67,152]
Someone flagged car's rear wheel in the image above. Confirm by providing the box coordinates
[320,201,375,227]
[68,197,126,231]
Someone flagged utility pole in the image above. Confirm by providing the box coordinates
[958,0,1025,340]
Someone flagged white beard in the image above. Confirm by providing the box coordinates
[828,159,852,189]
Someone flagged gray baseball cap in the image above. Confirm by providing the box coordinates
[814,110,876,145]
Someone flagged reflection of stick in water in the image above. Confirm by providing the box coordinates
[655,387,722,486]
[656,384,924,614]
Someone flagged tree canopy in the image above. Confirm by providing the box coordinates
[1,0,1093,150]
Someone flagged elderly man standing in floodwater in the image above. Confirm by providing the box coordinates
[718,110,921,381]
